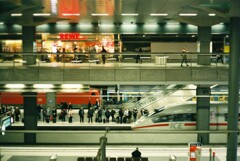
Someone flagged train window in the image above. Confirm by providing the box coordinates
[224,113,240,121]
[152,115,173,123]
[173,114,184,121]
[91,93,96,95]
[152,113,196,123]
[224,113,227,121]
[173,113,196,122]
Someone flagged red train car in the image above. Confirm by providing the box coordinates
[0,89,100,105]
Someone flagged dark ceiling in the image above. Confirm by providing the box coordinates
[0,0,232,26]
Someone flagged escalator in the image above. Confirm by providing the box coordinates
[123,84,196,113]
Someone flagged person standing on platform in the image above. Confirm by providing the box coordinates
[37,104,42,120]
[181,47,189,66]
[52,107,57,123]
[136,47,143,63]
[97,107,102,123]
[68,102,73,111]
[87,99,92,110]
[42,106,47,122]
[102,107,106,123]
[118,108,124,124]
[111,108,116,122]
[14,106,21,122]
[78,107,85,123]
[216,48,224,64]
[88,107,94,123]
[131,147,142,158]
[105,109,111,123]
[95,99,100,110]
[68,108,73,123]
[61,108,67,122]
[133,108,138,122]
[45,107,51,123]
[101,46,107,64]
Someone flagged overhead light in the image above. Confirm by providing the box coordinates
[5,84,25,89]
[11,13,22,17]
[91,13,109,16]
[179,13,197,16]
[167,22,179,25]
[62,13,80,16]
[121,13,139,16]
[60,89,82,92]
[150,13,168,16]
[208,13,216,16]
[33,13,51,16]
[61,84,83,89]
[33,84,54,89]
[0,22,3,25]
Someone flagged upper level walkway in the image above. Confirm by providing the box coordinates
[0,52,229,85]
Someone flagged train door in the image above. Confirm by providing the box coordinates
[209,106,218,130]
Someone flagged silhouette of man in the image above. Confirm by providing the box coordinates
[132,147,141,158]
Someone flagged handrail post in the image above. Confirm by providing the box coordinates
[100,136,107,161]
[96,128,109,161]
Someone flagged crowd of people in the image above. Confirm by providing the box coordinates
[1,100,150,124]
[0,105,21,123]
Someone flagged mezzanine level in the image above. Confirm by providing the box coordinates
[0,52,229,85]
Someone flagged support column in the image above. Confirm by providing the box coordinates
[196,85,210,144]
[197,26,211,65]
[226,17,240,161]
[22,26,36,65]
[46,92,56,109]
[23,92,37,144]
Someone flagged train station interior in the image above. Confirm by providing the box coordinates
[0,0,240,161]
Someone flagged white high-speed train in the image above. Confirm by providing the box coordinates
[132,101,239,130]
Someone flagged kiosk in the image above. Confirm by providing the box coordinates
[188,142,202,161]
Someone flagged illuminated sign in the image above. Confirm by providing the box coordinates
[59,33,87,40]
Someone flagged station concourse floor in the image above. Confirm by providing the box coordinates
[0,57,229,69]
[0,145,237,161]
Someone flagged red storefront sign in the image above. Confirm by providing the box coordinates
[59,33,87,40]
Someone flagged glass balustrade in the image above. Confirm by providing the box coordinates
[0,52,229,68]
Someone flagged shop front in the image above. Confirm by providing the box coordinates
[40,33,116,63]
[0,33,120,63]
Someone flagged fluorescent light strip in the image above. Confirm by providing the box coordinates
[62,13,80,16]
[150,13,168,16]
[121,13,139,16]
[208,13,216,16]
[179,13,197,16]
[61,84,83,88]
[33,13,51,16]
[11,13,22,17]
[33,84,54,89]
[5,84,25,89]
[91,13,109,16]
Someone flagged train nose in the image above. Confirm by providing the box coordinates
[131,119,143,130]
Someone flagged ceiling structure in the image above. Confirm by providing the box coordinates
[0,0,232,27]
